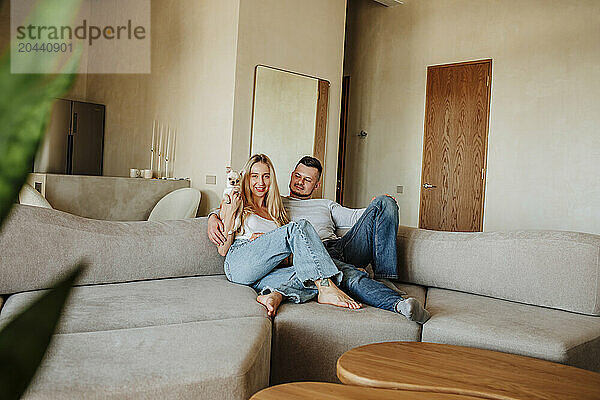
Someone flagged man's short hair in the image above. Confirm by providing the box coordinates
[296,156,322,179]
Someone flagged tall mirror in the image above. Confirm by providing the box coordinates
[250,65,329,198]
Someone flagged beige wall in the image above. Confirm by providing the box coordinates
[251,67,318,194]
[231,0,347,200]
[85,0,240,214]
[2,0,347,212]
[15,0,348,214]
[91,0,347,211]
[345,0,600,234]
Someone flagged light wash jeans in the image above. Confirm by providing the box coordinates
[224,212,407,312]
[224,219,343,303]
[324,195,400,279]
[249,195,408,311]
[251,258,407,312]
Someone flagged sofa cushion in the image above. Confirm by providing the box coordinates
[0,205,225,294]
[23,317,271,400]
[422,288,600,372]
[397,227,600,315]
[19,183,53,209]
[270,282,426,384]
[0,276,265,333]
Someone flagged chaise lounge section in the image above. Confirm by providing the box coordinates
[0,204,598,398]
[0,205,270,399]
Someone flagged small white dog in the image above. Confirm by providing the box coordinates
[221,166,243,233]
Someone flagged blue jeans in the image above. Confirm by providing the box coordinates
[251,265,318,303]
[224,219,343,302]
[324,195,400,279]
[224,213,406,312]
[334,260,406,312]
[251,259,406,312]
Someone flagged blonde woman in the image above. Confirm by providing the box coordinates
[218,154,361,316]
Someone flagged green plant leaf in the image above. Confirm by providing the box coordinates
[0,0,81,228]
[0,264,85,399]
[0,1,85,397]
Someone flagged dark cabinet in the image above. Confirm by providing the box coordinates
[34,99,105,175]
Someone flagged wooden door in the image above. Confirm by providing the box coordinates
[419,60,492,232]
[312,79,329,199]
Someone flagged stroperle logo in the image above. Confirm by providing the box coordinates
[16,19,147,46]
[11,0,151,74]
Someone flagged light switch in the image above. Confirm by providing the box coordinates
[206,175,216,185]
[396,185,404,194]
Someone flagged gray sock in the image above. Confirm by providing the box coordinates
[395,298,431,324]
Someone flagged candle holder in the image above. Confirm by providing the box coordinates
[150,120,177,179]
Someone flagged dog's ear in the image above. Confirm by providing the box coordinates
[226,166,232,173]
[239,169,246,177]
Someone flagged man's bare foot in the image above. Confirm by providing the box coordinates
[316,279,362,310]
[256,292,284,317]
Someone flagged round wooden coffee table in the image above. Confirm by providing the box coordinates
[336,342,600,400]
[250,382,487,399]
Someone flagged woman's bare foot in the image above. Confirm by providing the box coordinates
[316,279,362,309]
[256,292,284,317]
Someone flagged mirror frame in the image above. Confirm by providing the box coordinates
[249,65,330,198]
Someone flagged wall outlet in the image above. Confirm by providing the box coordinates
[206,175,217,185]
[396,185,404,194]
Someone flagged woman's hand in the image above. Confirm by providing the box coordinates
[208,214,226,246]
[217,192,242,257]
[221,191,242,220]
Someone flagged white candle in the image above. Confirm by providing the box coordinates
[158,122,164,175]
[165,127,171,178]
[151,120,156,171]
[171,127,177,177]
[172,128,177,162]
[166,128,171,160]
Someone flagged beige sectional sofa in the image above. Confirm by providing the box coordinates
[0,204,599,398]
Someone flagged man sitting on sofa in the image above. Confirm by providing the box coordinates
[208,156,401,282]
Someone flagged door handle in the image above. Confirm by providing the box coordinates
[423,183,436,188]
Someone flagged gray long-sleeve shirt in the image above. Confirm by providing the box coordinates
[283,197,365,241]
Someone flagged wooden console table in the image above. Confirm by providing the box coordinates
[27,173,191,220]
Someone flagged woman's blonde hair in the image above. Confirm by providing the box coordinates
[239,154,289,229]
